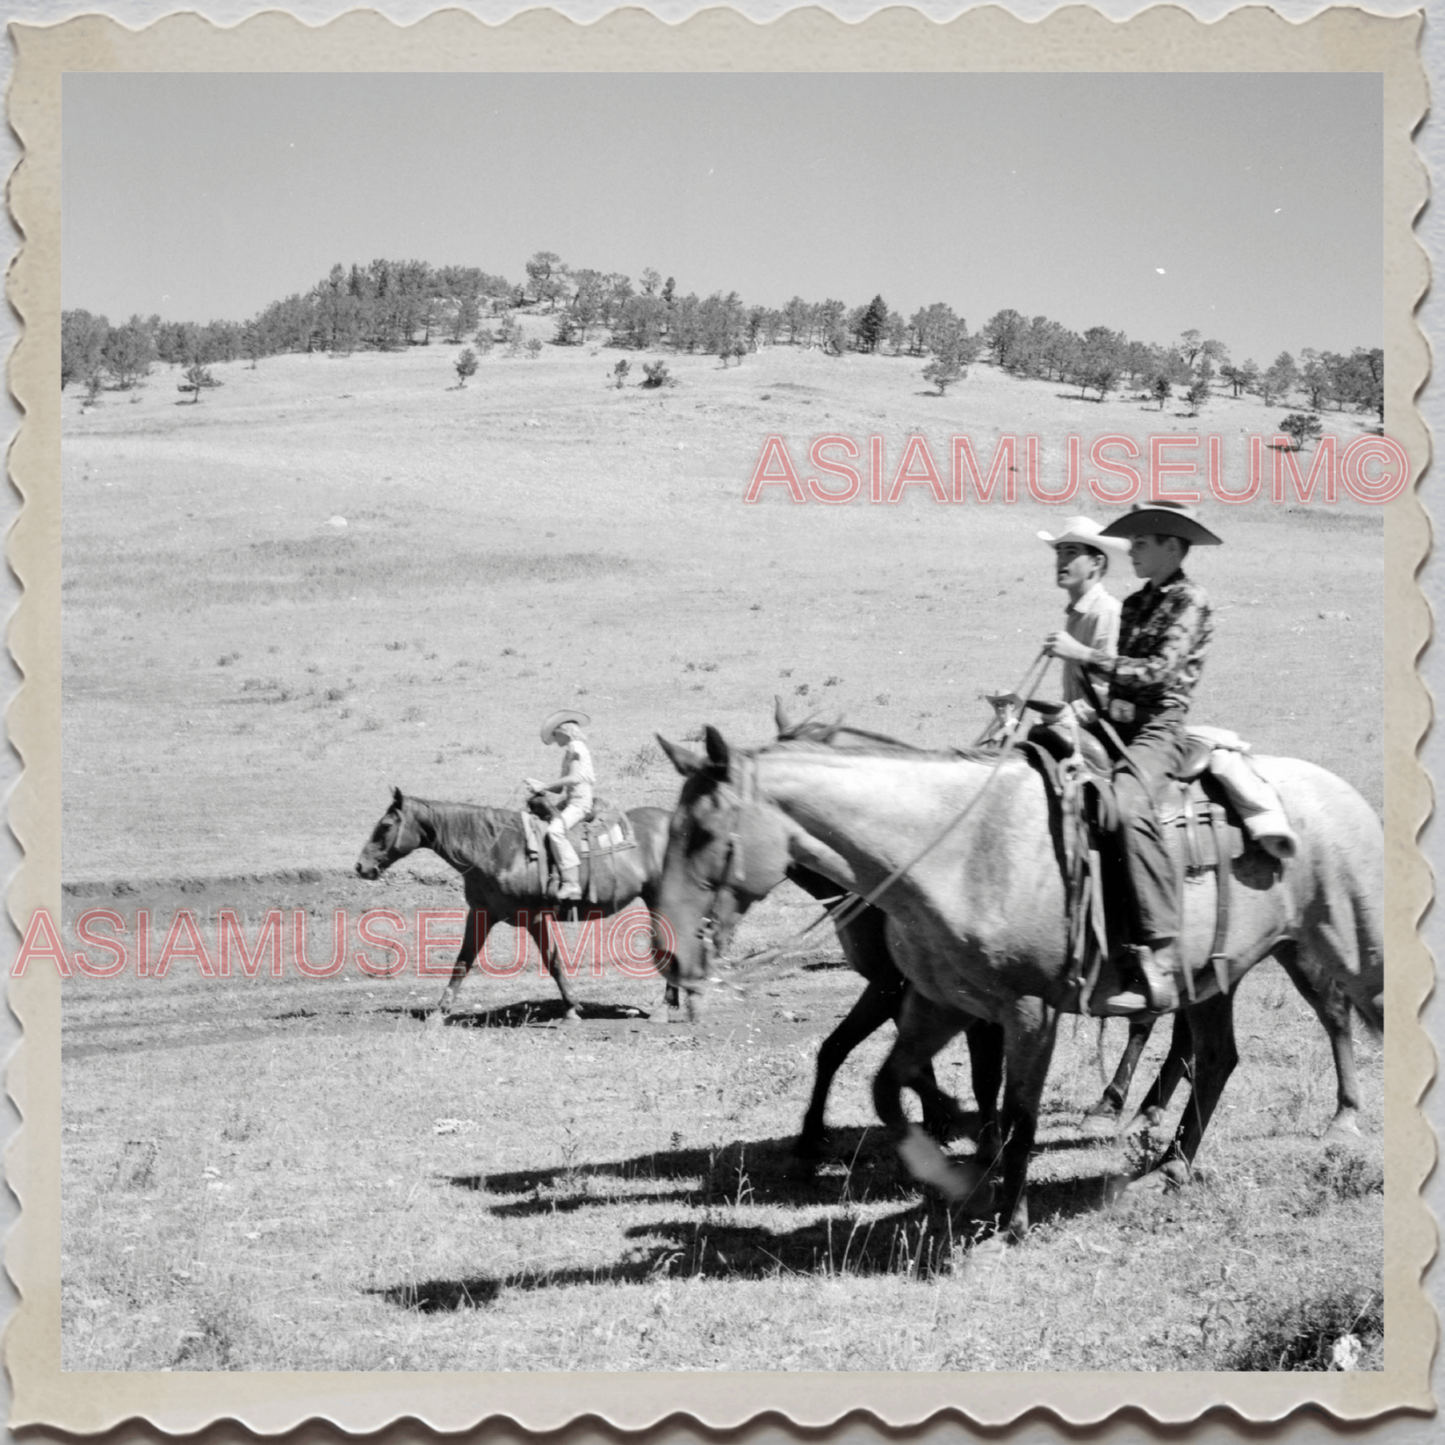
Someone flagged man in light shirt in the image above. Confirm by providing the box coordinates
[1038,516,1128,725]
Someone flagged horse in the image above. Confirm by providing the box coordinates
[651,728,1383,1241]
[355,787,670,1020]
[767,708,1365,1153]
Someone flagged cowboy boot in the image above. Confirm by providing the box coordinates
[1136,939,1180,1013]
[556,866,582,901]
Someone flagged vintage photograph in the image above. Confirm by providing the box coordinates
[50,66,1392,1376]
[12,5,1426,1418]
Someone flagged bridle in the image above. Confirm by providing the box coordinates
[685,755,757,976]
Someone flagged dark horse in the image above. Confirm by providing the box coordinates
[355,788,670,1019]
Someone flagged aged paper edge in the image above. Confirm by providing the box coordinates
[5,3,1433,1433]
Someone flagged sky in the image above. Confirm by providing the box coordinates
[62,71,1382,363]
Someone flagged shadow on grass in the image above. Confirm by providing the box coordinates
[389,999,651,1028]
[372,1167,1126,1312]
[452,1127,1123,1220]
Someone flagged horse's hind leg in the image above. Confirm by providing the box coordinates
[1276,943,1360,1142]
[1132,992,1237,1192]
[531,916,583,1022]
[1082,1015,1156,1136]
[436,910,489,1019]
[1123,1011,1192,1133]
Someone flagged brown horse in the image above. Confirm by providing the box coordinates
[355,788,670,1019]
[653,729,1382,1240]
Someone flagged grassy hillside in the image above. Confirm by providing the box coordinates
[61,338,1382,882]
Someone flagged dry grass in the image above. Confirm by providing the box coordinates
[60,341,1384,1370]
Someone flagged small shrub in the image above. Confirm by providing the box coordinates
[618,742,660,778]
[526,338,543,359]
[612,359,630,389]
[453,347,478,386]
[1279,412,1323,451]
[641,360,672,389]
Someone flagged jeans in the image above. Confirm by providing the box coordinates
[1112,707,1188,942]
[546,800,589,871]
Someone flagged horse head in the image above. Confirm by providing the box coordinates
[652,727,793,1014]
[355,786,425,879]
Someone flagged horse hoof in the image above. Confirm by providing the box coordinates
[898,1127,990,1208]
[1323,1117,1363,1145]
[425,1009,448,1030]
[1080,1112,1119,1139]
[1126,1159,1190,1196]
[561,1008,583,1024]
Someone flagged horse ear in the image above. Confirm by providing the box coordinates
[774,695,792,735]
[656,734,704,777]
[704,726,730,771]
[391,785,404,807]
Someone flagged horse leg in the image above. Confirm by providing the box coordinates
[962,1016,1004,1162]
[1122,1011,1192,1134]
[1132,992,1237,1192]
[1276,944,1361,1142]
[797,978,898,1160]
[435,909,489,1019]
[531,916,582,1022]
[1082,1016,1156,1136]
[874,991,990,1213]
[994,999,1060,1242]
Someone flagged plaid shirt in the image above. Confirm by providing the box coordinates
[1105,570,1212,714]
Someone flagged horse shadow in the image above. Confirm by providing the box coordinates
[390,1000,653,1028]
[370,1166,1126,1312]
[448,1126,1120,1219]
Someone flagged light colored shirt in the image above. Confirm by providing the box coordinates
[1062,582,1121,718]
[558,739,596,813]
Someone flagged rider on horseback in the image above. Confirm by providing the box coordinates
[1043,501,1222,1014]
[525,709,595,902]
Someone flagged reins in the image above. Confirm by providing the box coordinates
[723,650,1055,978]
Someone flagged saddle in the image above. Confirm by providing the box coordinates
[519,797,637,906]
[1017,724,1289,1016]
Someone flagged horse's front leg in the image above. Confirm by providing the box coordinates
[435,909,489,1019]
[531,916,583,1022]
[995,997,1060,1243]
[874,991,990,1214]
[797,978,898,1161]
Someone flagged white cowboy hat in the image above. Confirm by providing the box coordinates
[540,709,590,744]
[1037,516,1131,564]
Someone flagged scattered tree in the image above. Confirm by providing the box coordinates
[1278,412,1323,451]
[454,347,478,386]
[611,359,630,389]
[1151,374,1172,410]
[922,353,963,395]
[525,338,543,359]
[1185,377,1211,414]
[177,363,216,403]
[641,360,672,389]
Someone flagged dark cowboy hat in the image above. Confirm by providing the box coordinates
[540,709,590,744]
[1100,501,1223,546]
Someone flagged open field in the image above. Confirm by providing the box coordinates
[60,335,1384,1369]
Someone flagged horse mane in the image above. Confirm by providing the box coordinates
[405,795,524,861]
[768,719,999,766]
[762,722,999,768]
